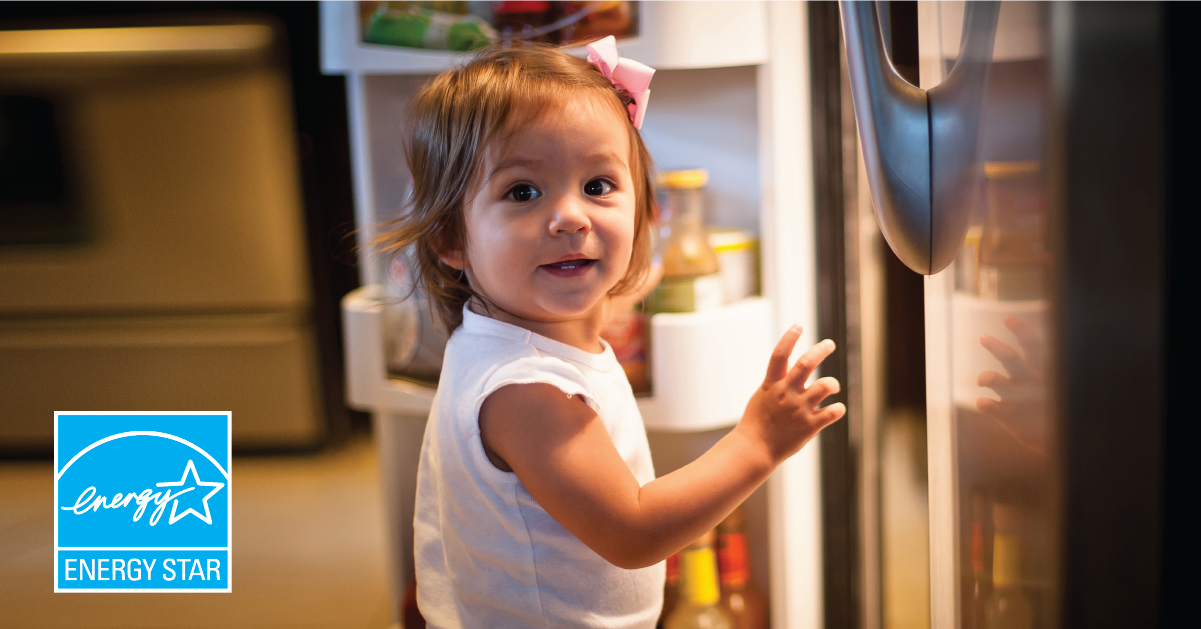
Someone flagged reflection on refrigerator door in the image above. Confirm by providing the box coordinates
[916,3,1057,629]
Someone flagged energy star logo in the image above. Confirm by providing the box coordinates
[54,412,231,593]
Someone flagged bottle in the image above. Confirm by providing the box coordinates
[717,506,767,629]
[651,169,724,313]
[983,502,1034,629]
[666,530,733,629]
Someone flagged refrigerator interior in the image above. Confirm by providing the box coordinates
[327,3,826,627]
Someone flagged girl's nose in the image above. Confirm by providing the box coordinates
[548,197,591,236]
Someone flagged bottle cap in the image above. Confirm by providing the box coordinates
[659,168,709,189]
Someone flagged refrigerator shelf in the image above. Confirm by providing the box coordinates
[320,1,769,76]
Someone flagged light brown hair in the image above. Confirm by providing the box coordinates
[373,44,656,331]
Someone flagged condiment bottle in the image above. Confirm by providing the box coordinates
[651,169,724,313]
[666,530,733,629]
[717,506,767,629]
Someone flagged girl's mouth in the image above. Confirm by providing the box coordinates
[541,258,596,277]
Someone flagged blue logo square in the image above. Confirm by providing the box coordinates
[54,412,232,593]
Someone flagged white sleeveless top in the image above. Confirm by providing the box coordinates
[413,307,665,628]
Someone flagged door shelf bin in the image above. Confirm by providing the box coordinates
[637,297,773,432]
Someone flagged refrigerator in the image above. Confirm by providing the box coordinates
[832,2,1173,628]
[328,1,1177,627]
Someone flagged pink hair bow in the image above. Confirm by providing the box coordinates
[585,35,655,129]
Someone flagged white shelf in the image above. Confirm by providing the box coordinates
[320,1,768,75]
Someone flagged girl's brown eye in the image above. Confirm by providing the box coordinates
[506,184,540,202]
[584,178,613,197]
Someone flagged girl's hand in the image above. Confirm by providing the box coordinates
[735,326,846,466]
[976,316,1047,455]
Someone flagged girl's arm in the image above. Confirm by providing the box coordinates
[479,326,844,570]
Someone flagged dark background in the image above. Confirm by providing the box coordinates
[0,2,367,447]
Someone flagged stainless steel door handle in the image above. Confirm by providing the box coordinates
[840,1,999,274]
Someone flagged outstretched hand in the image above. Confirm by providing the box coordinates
[976,316,1046,455]
[736,325,846,465]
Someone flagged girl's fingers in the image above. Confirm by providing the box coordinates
[803,376,841,407]
[980,334,1029,379]
[977,370,1014,397]
[977,397,1019,421]
[812,402,846,427]
[764,326,803,383]
[1004,316,1042,366]
[785,339,836,390]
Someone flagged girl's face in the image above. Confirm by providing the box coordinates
[444,94,637,329]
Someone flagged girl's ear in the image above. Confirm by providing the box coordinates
[439,248,466,270]
[433,229,467,270]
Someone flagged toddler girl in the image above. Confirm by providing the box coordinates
[378,38,845,628]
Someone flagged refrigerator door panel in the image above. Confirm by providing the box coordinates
[918,3,1057,629]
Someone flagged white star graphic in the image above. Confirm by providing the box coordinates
[155,460,225,525]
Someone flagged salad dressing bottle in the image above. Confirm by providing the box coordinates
[651,169,723,313]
